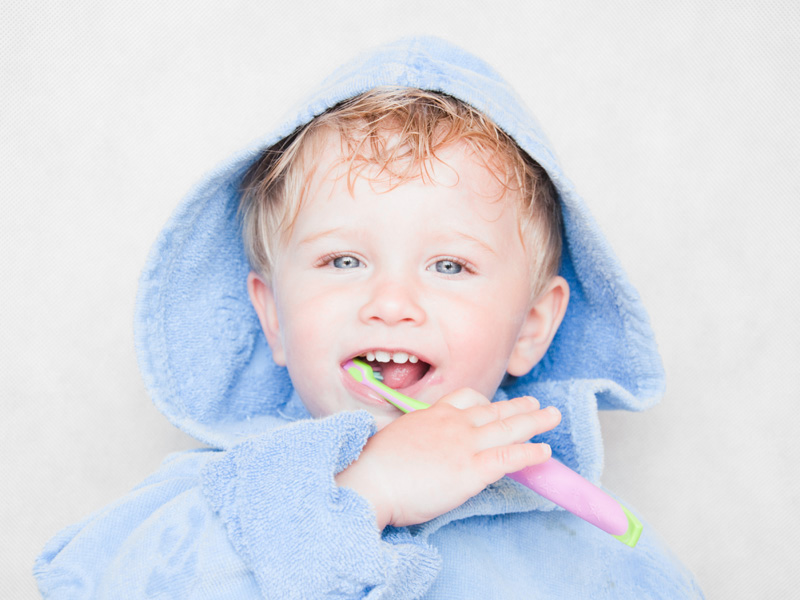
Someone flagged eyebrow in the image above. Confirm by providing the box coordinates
[299,226,497,255]
[447,231,497,255]
[299,227,348,246]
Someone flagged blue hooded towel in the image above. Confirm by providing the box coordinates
[34,37,702,599]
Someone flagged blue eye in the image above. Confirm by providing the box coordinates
[434,259,462,274]
[332,255,361,269]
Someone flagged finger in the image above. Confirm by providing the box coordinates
[475,406,561,447]
[468,396,541,427]
[473,442,552,484]
[437,388,490,410]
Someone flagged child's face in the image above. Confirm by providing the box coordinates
[250,135,545,430]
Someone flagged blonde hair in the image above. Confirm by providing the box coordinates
[240,87,562,299]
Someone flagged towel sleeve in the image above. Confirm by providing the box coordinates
[34,410,441,599]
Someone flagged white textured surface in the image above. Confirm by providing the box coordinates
[3,2,797,597]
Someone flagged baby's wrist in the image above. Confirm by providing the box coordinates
[335,461,392,531]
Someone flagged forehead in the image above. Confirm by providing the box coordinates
[286,133,525,252]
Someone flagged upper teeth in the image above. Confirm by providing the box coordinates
[364,350,419,364]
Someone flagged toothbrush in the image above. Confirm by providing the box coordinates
[344,358,643,547]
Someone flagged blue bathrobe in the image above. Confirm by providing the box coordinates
[34,37,703,599]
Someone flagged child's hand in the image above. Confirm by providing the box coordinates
[334,390,561,529]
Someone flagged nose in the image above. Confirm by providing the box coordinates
[358,277,426,326]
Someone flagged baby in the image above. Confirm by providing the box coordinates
[35,38,703,598]
[241,88,568,529]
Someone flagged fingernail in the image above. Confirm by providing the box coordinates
[546,406,560,417]
[541,443,552,457]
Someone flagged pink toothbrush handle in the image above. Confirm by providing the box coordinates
[508,459,638,540]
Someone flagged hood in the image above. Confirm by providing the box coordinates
[134,36,664,482]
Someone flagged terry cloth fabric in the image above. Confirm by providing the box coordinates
[34,36,703,598]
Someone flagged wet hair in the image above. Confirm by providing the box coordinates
[240,87,562,299]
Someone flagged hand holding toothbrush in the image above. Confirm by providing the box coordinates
[340,358,643,546]
[335,387,560,529]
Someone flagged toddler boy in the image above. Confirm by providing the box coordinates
[242,87,569,529]
[35,37,703,598]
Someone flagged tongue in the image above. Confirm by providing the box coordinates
[374,360,428,389]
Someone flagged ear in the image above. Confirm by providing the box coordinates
[247,271,286,366]
[506,276,570,377]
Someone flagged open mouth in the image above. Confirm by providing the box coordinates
[348,350,431,389]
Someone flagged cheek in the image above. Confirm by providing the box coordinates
[277,287,358,383]
[438,288,517,338]
[278,287,339,341]
[437,299,499,364]
[284,350,342,419]
[439,287,527,371]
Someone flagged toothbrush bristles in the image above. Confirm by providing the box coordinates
[374,371,383,381]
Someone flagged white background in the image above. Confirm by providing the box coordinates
[3,1,798,597]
